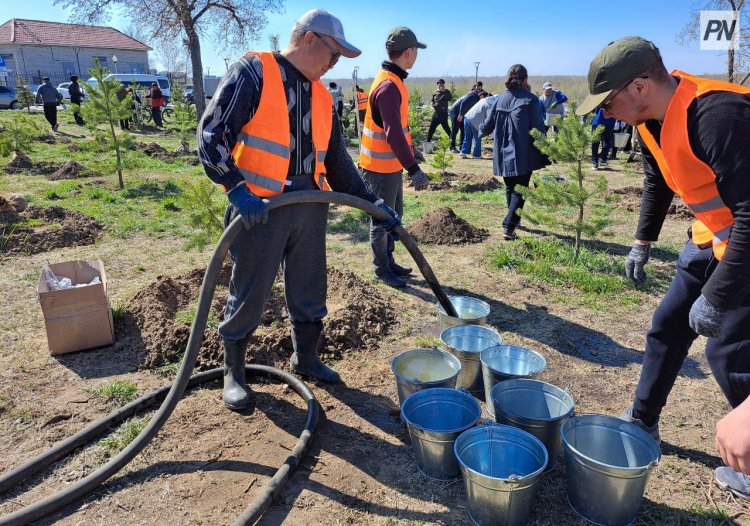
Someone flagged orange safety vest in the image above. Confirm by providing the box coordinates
[231,51,332,197]
[360,69,413,173]
[637,71,750,260]
[356,90,368,111]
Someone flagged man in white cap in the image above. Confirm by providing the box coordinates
[538,81,567,129]
[198,9,400,411]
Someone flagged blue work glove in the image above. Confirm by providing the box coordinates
[689,294,725,338]
[226,184,268,229]
[410,169,430,191]
[373,199,401,241]
[625,242,650,284]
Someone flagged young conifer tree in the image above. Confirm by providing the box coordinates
[430,129,454,180]
[170,85,197,153]
[0,113,41,162]
[15,78,36,114]
[80,59,133,189]
[522,110,613,260]
[407,89,431,146]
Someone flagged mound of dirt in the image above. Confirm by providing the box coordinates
[0,206,103,257]
[48,161,101,180]
[668,200,693,219]
[611,186,643,211]
[123,265,396,371]
[4,154,34,171]
[408,207,489,245]
[457,175,501,192]
[143,142,168,157]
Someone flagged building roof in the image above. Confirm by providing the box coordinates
[0,18,152,51]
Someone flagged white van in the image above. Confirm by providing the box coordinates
[102,74,171,100]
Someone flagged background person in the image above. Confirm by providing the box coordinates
[35,77,63,131]
[539,81,567,130]
[328,81,344,117]
[577,36,750,499]
[426,78,452,142]
[68,75,85,126]
[197,8,398,411]
[480,64,547,240]
[460,90,490,159]
[146,82,165,127]
[590,106,615,169]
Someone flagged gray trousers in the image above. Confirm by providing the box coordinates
[219,176,329,342]
[362,169,403,272]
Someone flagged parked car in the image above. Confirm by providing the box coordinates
[56,82,88,101]
[0,85,18,109]
[103,74,171,100]
[184,84,194,103]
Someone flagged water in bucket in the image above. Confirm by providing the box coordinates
[391,348,461,406]
[562,414,660,526]
[454,424,548,525]
[401,388,481,480]
[491,379,574,471]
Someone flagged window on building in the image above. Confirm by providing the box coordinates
[129,63,145,74]
[93,56,108,69]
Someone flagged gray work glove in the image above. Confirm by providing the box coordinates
[414,149,426,162]
[226,184,269,229]
[689,294,725,338]
[410,169,430,191]
[625,242,651,284]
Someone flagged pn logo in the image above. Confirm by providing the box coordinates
[700,10,741,50]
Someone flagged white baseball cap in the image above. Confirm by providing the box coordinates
[543,82,554,90]
[293,9,361,58]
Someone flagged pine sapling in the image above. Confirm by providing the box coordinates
[170,85,197,154]
[181,179,225,251]
[80,59,134,189]
[430,129,454,180]
[407,89,431,146]
[0,113,41,164]
[15,78,35,114]
[522,110,613,260]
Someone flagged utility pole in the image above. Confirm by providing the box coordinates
[223,57,230,71]
[352,66,361,147]
[474,61,480,84]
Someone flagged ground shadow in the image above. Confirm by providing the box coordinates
[121,180,182,201]
[661,440,724,471]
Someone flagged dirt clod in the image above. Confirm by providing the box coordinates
[0,206,103,257]
[408,207,489,245]
[120,265,396,371]
[48,161,101,180]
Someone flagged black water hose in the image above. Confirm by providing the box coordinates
[0,191,456,525]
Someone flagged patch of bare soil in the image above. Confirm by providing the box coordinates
[668,200,693,219]
[135,141,200,165]
[4,153,34,171]
[455,174,502,192]
[48,161,102,180]
[611,186,643,211]
[0,206,103,257]
[120,265,396,371]
[408,207,489,245]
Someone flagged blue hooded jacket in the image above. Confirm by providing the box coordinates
[479,88,548,177]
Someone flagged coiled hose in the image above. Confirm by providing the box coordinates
[0,191,457,526]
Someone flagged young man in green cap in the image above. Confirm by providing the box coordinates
[360,27,431,289]
[578,36,750,498]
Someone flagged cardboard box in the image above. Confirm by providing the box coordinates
[37,259,115,356]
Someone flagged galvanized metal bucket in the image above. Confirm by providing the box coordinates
[391,348,462,406]
[613,132,629,148]
[454,423,548,526]
[561,414,661,526]
[481,345,546,416]
[440,325,503,400]
[436,295,491,330]
[422,141,436,154]
[401,388,481,480]
[491,379,574,471]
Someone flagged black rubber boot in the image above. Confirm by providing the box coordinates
[223,337,253,411]
[388,255,413,276]
[290,322,341,383]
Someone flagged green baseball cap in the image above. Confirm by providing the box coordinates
[576,36,662,116]
[386,27,426,52]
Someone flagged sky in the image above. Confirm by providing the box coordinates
[2,0,734,80]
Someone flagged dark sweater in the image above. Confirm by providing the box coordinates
[197,52,378,203]
[637,87,750,309]
[431,88,452,113]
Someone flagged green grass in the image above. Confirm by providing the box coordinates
[86,380,138,404]
[413,334,442,348]
[98,417,147,451]
[686,502,731,521]
[154,362,180,378]
[486,236,640,307]
[328,208,370,236]
[175,303,220,329]
[111,303,129,323]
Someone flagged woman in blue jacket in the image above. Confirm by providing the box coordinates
[480,64,548,239]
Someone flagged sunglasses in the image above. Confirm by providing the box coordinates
[313,32,341,67]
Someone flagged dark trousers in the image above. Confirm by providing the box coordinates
[450,114,464,150]
[219,176,329,342]
[592,128,614,165]
[362,169,404,273]
[152,107,163,127]
[71,99,84,125]
[119,119,130,130]
[633,240,750,424]
[358,109,366,124]
[502,172,532,232]
[427,111,451,142]
[43,103,57,129]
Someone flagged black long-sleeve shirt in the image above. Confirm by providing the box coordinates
[637,87,750,309]
[197,52,378,202]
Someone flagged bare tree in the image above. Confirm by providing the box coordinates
[155,37,188,78]
[54,0,284,118]
[677,0,749,83]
